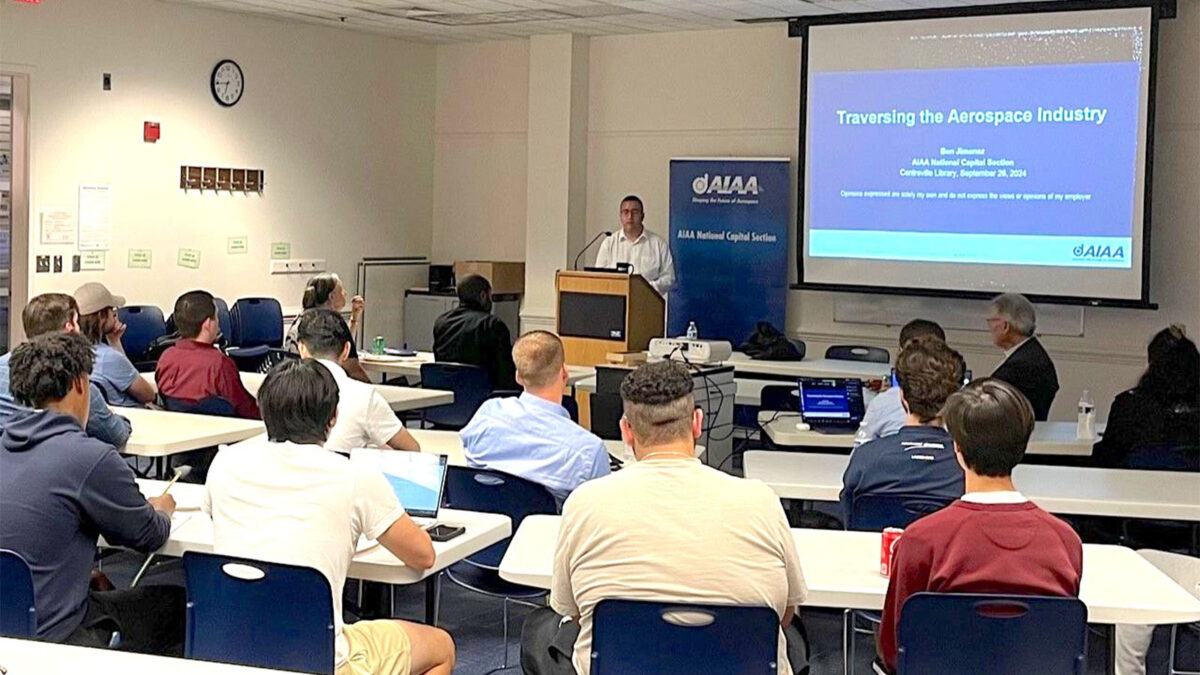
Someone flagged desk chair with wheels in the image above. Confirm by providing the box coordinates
[590,599,780,675]
[843,493,952,675]
[0,549,36,638]
[117,305,167,371]
[420,362,491,430]
[825,345,890,364]
[897,593,1087,675]
[183,551,334,674]
[441,466,558,670]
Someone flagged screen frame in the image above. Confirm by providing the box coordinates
[790,0,1161,310]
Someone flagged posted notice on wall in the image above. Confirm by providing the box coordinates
[78,183,113,251]
[40,207,77,245]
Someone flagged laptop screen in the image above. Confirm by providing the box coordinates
[351,450,448,519]
[798,377,865,424]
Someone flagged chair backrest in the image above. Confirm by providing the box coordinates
[213,297,234,345]
[117,305,167,364]
[561,395,580,423]
[230,297,284,349]
[759,385,798,413]
[183,551,334,674]
[0,549,36,638]
[1124,443,1200,472]
[825,345,890,364]
[163,395,237,418]
[897,593,1087,675]
[847,493,950,531]
[590,392,623,440]
[420,362,492,430]
[442,466,558,567]
[590,599,779,675]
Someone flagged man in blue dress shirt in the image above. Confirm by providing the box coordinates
[840,336,968,525]
[460,331,609,506]
[853,319,946,448]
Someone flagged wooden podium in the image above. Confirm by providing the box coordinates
[556,270,665,366]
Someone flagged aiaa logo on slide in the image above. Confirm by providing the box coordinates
[1072,243,1125,261]
[692,174,761,196]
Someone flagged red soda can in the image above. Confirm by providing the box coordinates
[880,528,903,577]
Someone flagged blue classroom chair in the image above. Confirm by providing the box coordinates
[183,551,334,674]
[420,362,492,430]
[0,549,36,638]
[117,305,167,371]
[897,593,1087,675]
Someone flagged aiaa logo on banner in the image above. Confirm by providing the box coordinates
[691,173,761,196]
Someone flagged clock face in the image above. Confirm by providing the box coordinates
[210,60,244,107]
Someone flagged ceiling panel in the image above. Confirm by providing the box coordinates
[160,0,1059,43]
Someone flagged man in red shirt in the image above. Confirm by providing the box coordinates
[155,290,259,420]
[876,378,1083,674]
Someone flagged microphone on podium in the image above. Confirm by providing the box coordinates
[573,231,612,270]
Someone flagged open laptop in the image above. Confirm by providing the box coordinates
[352,450,448,529]
[797,377,866,434]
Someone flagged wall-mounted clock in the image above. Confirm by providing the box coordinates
[210,59,244,107]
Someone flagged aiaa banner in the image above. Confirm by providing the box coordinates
[668,158,791,344]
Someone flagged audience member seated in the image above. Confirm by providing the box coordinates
[0,293,131,447]
[0,333,182,653]
[203,359,454,675]
[522,360,808,675]
[156,290,260,419]
[1093,325,1199,470]
[432,274,517,392]
[74,282,156,407]
[986,292,1059,420]
[296,308,420,453]
[841,337,966,523]
[460,331,608,506]
[285,272,370,382]
[854,319,947,448]
[875,378,1083,674]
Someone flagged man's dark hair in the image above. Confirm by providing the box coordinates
[10,333,95,409]
[619,360,695,446]
[22,293,79,338]
[296,308,351,359]
[941,378,1034,477]
[257,359,340,445]
[896,336,965,422]
[457,274,492,312]
[898,319,945,348]
[174,290,217,339]
[620,195,644,211]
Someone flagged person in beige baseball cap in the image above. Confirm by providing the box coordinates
[73,282,156,408]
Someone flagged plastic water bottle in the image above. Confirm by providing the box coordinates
[686,321,699,340]
[1076,389,1096,440]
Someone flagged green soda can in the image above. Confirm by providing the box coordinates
[373,336,386,355]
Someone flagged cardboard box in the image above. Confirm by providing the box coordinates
[454,261,525,295]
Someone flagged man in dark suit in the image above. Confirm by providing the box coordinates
[986,292,1059,420]
[432,274,518,391]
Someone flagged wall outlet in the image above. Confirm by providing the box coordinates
[36,256,50,273]
[53,256,63,273]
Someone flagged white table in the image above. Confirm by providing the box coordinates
[119,408,265,466]
[130,479,512,623]
[146,372,453,413]
[742,451,1200,521]
[723,353,892,381]
[498,515,1200,627]
[361,352,594,386]
[761,414,1101,457]
[407,428,696,467]
[0,636,292,675]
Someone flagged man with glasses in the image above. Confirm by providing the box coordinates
[986,292,1059,420]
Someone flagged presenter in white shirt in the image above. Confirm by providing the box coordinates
[594,195,675,296]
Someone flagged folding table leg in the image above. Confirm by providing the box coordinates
[424,574,441,626]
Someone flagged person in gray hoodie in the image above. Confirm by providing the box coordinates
[0,332,181,653]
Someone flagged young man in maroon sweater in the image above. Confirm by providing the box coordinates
[875,378,1083,674]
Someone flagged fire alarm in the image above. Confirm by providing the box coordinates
[144,121,160,143]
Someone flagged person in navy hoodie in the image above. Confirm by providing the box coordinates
[0,332,182,653]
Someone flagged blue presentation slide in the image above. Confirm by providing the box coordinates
[384,472,439,514]
[807,61,1139,269]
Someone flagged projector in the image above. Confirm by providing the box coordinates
[648,338,733,364]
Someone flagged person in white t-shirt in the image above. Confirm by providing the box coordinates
[203,359,454,675]
[296,308,420,453]
[593,195,675,296]
[523,360,809,675]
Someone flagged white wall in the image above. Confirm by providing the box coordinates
[431,40,528,263]
[0,0,437,315]
[430,11,1200,421]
